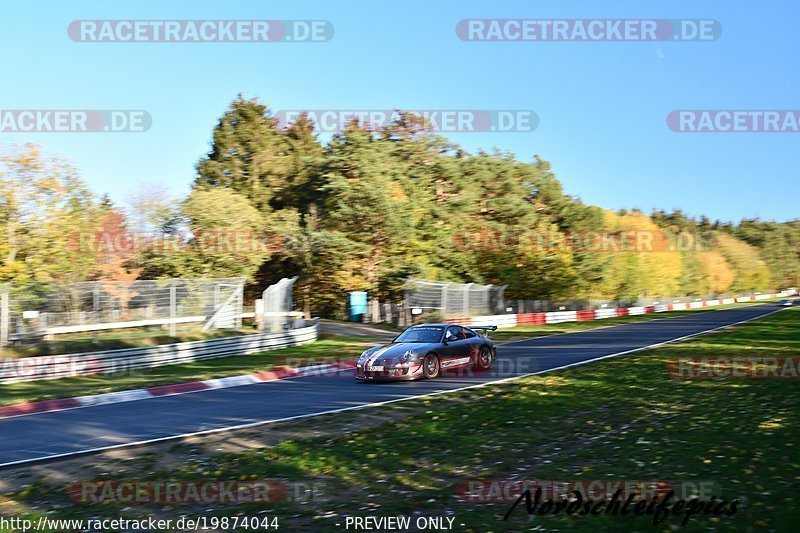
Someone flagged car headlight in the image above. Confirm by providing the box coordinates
[398,350,418,363]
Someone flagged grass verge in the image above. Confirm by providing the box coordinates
[1,308,797,531]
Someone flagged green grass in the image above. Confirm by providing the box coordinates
[0,336,372,407]
[3,307,797,531]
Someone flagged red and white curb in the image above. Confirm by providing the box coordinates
[446,292,792,328]
[0,361,357,421]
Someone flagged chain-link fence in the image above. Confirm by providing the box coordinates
[0,277,245,345]
[402,280,783,318]
[403,278,506,318]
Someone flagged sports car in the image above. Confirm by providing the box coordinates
[356,323,497,381]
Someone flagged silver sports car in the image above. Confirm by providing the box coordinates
[355,323,497,381]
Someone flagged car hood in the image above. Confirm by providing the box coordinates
[360,342,438,364]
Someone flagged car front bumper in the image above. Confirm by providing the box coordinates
[355,362,424,381]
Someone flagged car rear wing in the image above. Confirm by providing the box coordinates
[470,325,498,336]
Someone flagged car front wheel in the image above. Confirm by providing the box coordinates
[423,354,441,379]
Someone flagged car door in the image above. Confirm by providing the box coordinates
[442,326,471,369]
[462,327,482,365]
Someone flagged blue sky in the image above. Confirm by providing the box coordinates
[0,0,797,222]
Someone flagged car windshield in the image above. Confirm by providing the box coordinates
[394,327,444,344]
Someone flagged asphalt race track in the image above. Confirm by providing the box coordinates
[0,304,784,468]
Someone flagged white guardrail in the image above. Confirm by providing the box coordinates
[449,290,796,329]
[0,319,319,385]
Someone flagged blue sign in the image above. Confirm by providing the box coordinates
[348,292,368,322]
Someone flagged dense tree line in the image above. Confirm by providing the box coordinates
[1,97,797,317]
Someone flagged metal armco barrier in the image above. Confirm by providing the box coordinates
[0,319,319,384]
